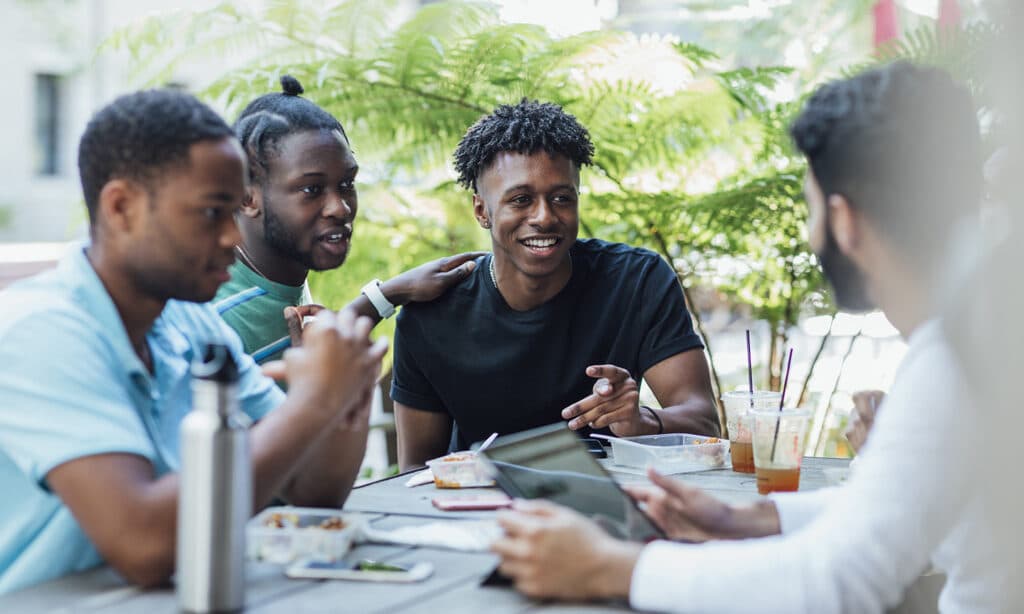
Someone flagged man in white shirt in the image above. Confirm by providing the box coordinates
[491,62,1012,612]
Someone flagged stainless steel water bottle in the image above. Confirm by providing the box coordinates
[177,344,250,613]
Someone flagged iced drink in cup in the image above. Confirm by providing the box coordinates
[751,407,811,494]
[721,390,782,473]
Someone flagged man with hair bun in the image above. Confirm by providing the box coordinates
[392,99,720,469]
[0,88,385,593]
[217,75,483,365]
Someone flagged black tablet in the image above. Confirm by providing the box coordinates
[477,423,664,542]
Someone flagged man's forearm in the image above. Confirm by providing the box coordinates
[249,398,346,508]
[282,422,368,507]
[57,403,337,590]
[395,405,454,471]
[656,398,721,437]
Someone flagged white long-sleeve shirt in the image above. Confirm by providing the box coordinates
[629,320,1007,613]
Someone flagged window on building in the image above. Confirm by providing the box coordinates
[34,74,62,176]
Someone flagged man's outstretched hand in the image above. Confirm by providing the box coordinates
[561,364,653,437]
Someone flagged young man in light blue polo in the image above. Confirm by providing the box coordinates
[0,89,385,593]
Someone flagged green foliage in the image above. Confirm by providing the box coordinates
[106,0,829,391]
[844,21,1000,106]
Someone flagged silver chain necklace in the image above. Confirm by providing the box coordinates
[489,255,499,288]
[488,252,572,289]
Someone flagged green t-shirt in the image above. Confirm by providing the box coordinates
[213,260,312,364]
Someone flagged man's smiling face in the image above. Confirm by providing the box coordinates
[474,151,579,279]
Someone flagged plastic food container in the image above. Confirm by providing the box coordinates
[247,507,362,564]
[607,434,729,473]
[425,452,495,488]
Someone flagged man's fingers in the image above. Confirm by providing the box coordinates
[335,307,356,332]
[511,498,560,517]
[491,536,532,561]
[367,338,389,362]
[261,360,287,381]
[623,485,658,503]
[439,251,488,271]
[294,304,325,317]
[561,394,603,420]
[647,468,694,500]
[590,407,636,430]
[284,307,304,347]
[567,403,610,429]
[586,364,631,383]
[440,260,477,281]
[353,315,375,340]
[496,511,532,536]
[306,308,337,331]
[567,394,636,428]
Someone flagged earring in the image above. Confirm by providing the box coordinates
[482,220,491,229]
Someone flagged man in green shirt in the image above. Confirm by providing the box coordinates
[215,75,482,363]
[215,256,314,362]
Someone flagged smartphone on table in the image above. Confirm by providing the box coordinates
[431,494,512,511]
[286,558,434,582]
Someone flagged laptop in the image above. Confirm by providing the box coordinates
[477,422,664,542]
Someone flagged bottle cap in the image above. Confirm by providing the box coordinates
[192,343,239,383]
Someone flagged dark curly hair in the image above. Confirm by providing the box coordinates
[78,88,234,223]
[234,75,349,187]
[453,99,594,191]
[790,61,982,266]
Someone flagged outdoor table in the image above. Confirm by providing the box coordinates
[0,456,853,613]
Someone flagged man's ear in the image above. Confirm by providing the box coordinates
[96,179,146,235]
[473,194,490,229]
[240,184,262,219]
[827,193,861,256]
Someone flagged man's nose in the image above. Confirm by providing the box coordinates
[530,198,556,227]
[323,192,353,219]
[220,213,242,248]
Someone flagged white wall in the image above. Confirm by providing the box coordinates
[0,0,226,243]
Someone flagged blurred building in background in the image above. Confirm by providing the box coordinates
[0,0,192,242]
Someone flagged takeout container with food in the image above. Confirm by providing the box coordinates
[425,452,495,488]
[247,506,362,564]
[604,433,729,473]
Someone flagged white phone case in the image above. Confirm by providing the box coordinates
[285,560,434,583]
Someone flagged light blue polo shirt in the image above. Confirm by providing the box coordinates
[0,245,284,595]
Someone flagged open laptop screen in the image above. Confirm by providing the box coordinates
[478,423,664,542]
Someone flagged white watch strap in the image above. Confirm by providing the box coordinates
[361,279,396,319]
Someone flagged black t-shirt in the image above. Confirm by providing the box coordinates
[390,238,705,450]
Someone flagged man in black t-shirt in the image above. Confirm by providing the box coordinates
[391,100,719,469]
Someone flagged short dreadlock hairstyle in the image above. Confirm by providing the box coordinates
[78,88,233,224]
[234,75,349,187]
[453,99,594,192]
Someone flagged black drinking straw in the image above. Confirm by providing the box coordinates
[769,348,794,462]
[746,330,755,408]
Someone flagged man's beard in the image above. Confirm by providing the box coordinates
[263,204,319,272]
[817,224,875,312]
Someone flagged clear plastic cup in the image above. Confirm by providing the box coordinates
[751,407,812,494]
[721,390,782,473]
